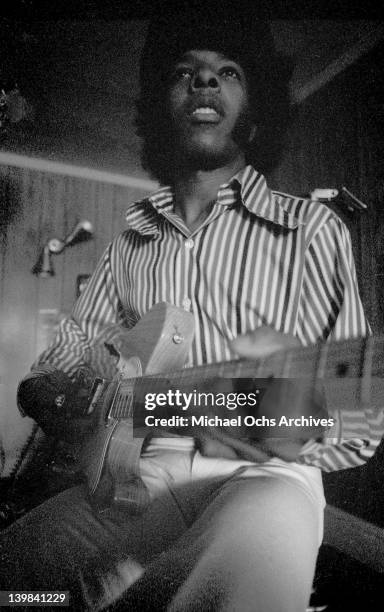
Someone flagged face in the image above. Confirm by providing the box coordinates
[166,50,254,170]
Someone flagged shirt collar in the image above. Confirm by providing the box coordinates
[230,166,300,229]
[125,165,300,236]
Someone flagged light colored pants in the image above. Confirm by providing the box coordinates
[0,437,325,611]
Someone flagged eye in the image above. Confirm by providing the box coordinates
[220,67,241,80]
[171,66,193,81]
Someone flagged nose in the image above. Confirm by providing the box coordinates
[191,68,220,91]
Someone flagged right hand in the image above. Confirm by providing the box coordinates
[17,365,95,442]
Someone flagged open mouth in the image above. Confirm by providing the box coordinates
[190,106,221,123]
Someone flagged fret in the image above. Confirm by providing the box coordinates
[242,361,257,378]
[272,351,287,377]
[300,342,327,410]
[258,353,280,378]
[223,360,237,377]
[218,361,226,378]
[234,359,243,378]
[177,368,189,385]
[253,357,266,379]
[316,343,328,379]
[201,368,210,385]
[360,335,373,410]
[281,350,293,378]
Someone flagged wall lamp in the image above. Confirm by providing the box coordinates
[310,187,368,212]
[32,220,94,277]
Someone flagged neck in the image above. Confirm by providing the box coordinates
[172,155,246,231]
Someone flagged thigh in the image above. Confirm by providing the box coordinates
[188,473,322,560]
[170,475,322,612]
[118,474,323,612]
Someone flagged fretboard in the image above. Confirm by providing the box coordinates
[108,335,384,420]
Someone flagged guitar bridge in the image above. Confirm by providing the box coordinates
[107,381,135,423]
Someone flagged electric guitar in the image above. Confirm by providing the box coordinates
[79,303,384,511]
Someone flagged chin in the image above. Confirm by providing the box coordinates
[193,154,231,171]
[180,140,241,171]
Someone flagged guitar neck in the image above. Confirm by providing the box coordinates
[105,335,384,421]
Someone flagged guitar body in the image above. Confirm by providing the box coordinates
[80,302,195,509]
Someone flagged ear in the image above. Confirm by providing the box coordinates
[248,124,257,143]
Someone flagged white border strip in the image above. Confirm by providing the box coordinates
[291,23,384,104]
[0,151,158,191]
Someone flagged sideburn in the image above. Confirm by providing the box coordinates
[232,106,256,152]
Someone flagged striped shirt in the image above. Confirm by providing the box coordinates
[32,165,382,471]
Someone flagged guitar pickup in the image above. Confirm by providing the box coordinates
[86,377,109,415]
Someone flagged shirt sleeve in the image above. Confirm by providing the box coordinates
[296,215,383,471]
[31,239,127,380]
[296,215,370,346]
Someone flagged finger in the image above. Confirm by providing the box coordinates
[206,427,271,462]
[230,326,301,359]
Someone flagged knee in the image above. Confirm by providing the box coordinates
[207,477,320,556]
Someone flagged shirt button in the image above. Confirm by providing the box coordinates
[184,238,194,249]
[182,297,191,311]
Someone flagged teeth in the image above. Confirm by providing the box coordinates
[193,107,217,115]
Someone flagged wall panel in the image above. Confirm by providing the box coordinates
[271,40,384,335]
[0,165,149,475]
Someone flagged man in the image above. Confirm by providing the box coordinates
[0,9,374,612]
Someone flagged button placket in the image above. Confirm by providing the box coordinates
[181,236,193,311]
